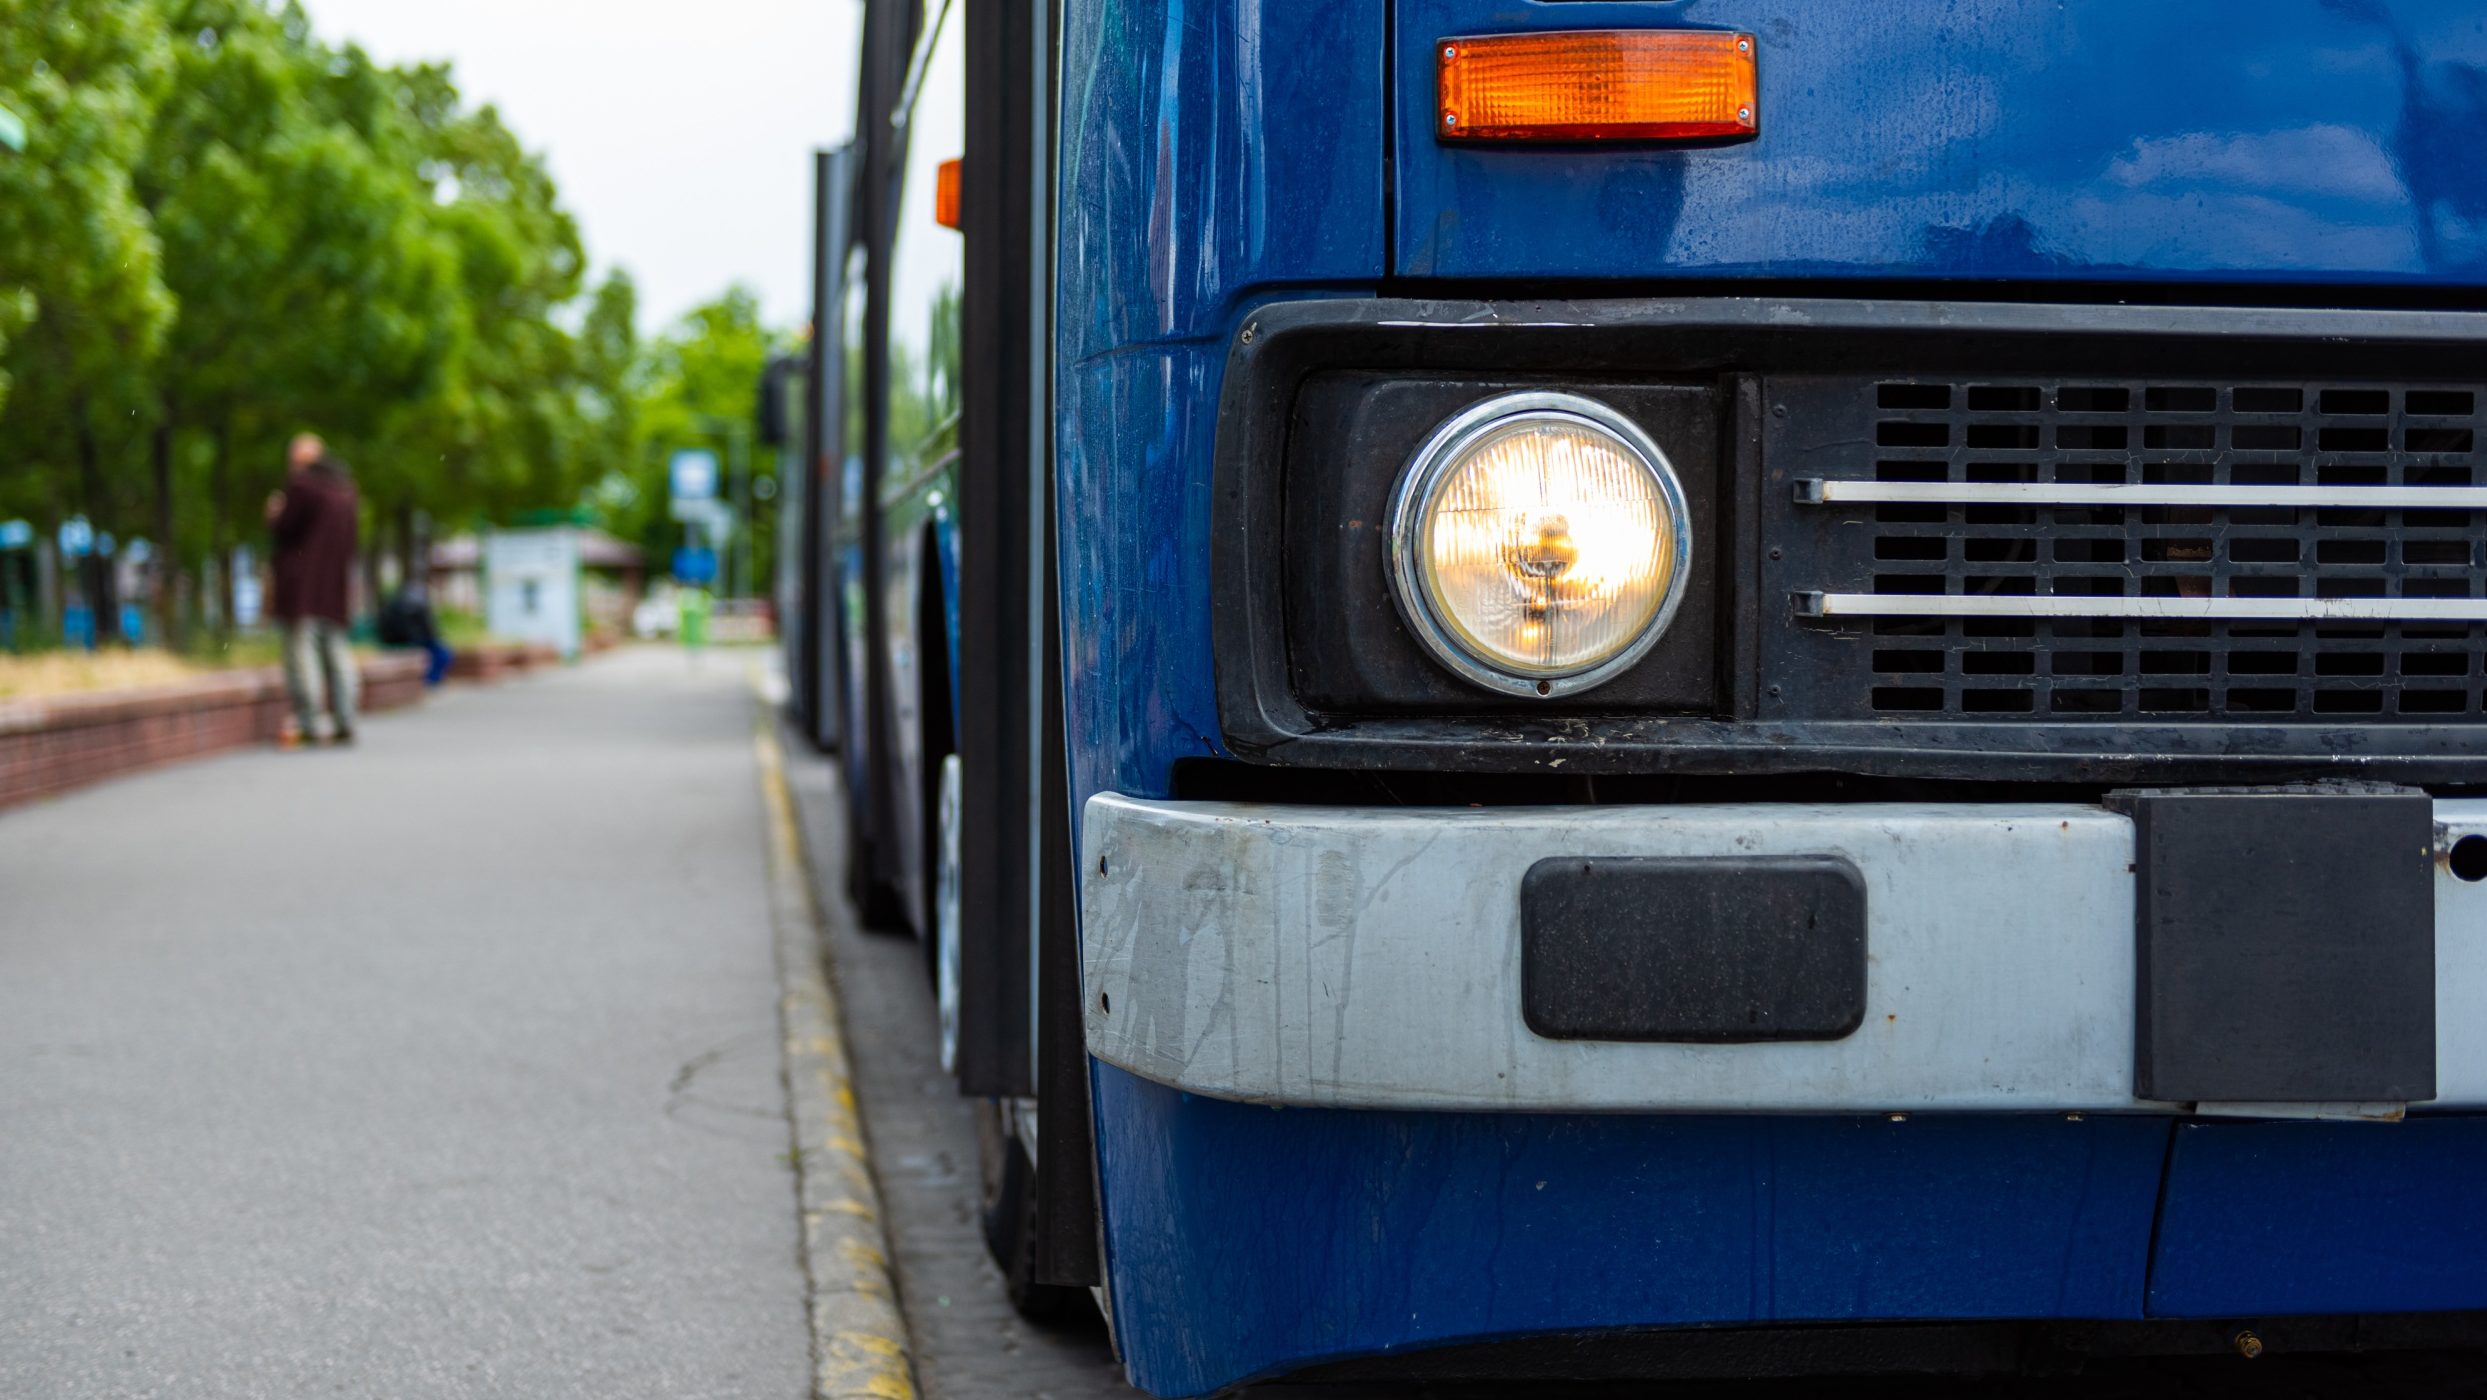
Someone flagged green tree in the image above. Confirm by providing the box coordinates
[613,286,788,589]
[367,65,590,554]
[573,267,641,527]
[138,0,462,640]
[0,0,176,639]
[0,0,651,651]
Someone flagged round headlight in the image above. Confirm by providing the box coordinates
[1387,392,1691,697]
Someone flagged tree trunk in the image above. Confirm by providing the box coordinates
[396,502,420,598]
[74,408,121,646]
[210,420,234,645]
[153,407,180,651]
[362,497,384,618]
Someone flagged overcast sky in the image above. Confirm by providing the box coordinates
[305,0,862,334]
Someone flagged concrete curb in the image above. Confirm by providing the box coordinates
[755,714,922,1400]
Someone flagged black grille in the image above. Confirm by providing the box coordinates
[1767,377,2486,723]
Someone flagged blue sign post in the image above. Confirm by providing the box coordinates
[672,547,718,586]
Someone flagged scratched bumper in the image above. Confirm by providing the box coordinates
[1079,794,2487,1114]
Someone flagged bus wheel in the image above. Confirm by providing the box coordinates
[844,819,908,930]
[974,1098,1089,1325]
[935,754,963,1074]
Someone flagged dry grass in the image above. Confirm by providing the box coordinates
[0,649,207,700]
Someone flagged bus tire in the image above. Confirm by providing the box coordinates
[845,822,908,930]
[974,1098,1089,1326]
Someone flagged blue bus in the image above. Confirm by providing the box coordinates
[787,2,2487,1393]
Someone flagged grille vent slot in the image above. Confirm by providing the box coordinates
[1793,379,2484,723]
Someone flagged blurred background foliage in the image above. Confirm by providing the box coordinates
[0,0,794,648]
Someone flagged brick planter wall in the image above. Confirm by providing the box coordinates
[0,653,429,813]
[448,641,564,682]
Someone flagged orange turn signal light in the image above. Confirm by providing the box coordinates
[934,157,963,230]
[1438,30,1757,144]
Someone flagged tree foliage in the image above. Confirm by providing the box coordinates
[0,0,175,526]
[605,286,791,591]
[0,0,736,645]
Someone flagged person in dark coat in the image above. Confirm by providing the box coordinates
[266,434,361,745]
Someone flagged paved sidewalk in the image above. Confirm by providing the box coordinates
[0,648,809,1400]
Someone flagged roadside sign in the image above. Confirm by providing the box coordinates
[484,527,584,660]
[673,546,718,585]
[669,449,719,523]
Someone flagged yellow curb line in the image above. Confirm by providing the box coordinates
[754,707,923,1400]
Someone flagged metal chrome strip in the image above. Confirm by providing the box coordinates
[1799,593,2487,622]
[1797,480,2487,509]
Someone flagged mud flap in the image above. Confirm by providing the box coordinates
[2129,789,2435,1105]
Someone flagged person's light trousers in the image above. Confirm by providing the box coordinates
[282,618,358,739]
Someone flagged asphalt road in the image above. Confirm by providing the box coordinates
[0,647,810,1400]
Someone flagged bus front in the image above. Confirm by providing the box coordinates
[1054,3,2487,1393]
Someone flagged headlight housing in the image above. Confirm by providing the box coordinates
[1386,391,1693,698]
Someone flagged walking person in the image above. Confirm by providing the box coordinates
[266,433,360,746]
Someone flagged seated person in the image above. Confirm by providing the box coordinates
[376,584,453,686]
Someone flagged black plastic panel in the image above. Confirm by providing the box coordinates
[2130,789,2436,1104]
[1521,856,1867,1043]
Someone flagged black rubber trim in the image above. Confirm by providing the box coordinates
[953,0,1036,1100]
[1296,1311,2487,1384]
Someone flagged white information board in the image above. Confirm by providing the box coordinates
[484,528,582,659]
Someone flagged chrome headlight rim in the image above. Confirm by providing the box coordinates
[1385,390,1694,699]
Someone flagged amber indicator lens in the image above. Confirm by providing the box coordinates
[934,157,963,230]
[1438,29,1757,143]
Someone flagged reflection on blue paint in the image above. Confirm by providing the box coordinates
[1056,0,1385,808]
[2150,1116,2487,1318]
[1395,0,2487,283]
[1095,1068,2172,1396]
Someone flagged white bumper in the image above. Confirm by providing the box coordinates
[1079,794,2487,1114]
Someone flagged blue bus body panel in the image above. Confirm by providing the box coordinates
[1053,3,2487,1392]
[2147,1117,2487,1318]
[937,510,962,738]
[1396,0,2487,285]
[1055,0,1386,806]
[1096,1068,2172,1397]
[1058,0,1386,362]
[1055,0,2487,822]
